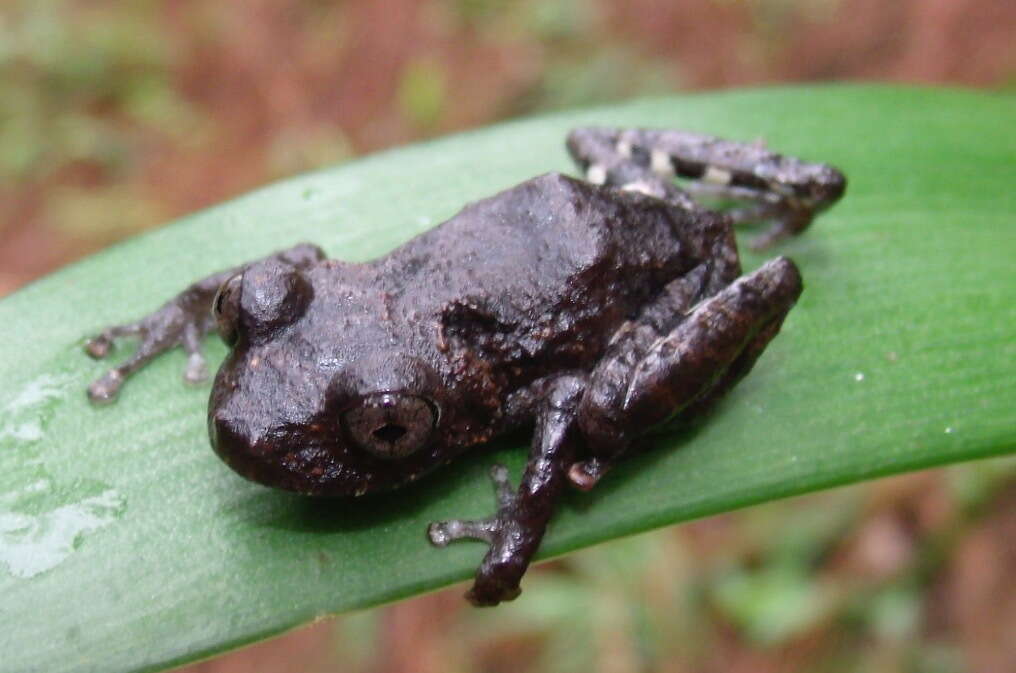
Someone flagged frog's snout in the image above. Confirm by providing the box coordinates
[209,407,335,494]
[208,411,277,488]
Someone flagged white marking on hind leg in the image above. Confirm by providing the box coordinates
[586,164,608,185]
[651,149,674,176]
[621,181,661,197]
[769,180,795,196]
[703,166,732,185]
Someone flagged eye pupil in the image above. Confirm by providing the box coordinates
[372,423,407,444]
[342,394,436,459]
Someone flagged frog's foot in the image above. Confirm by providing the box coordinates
[84,305,211,404]
[726,200,816,251]
[427,464,525,605]
[427,464,514,546]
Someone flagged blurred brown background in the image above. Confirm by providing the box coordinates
[2,1,1014,672]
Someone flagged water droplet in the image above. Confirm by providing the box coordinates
[1,371,127,579]
[0,373,71,446]
[0,480,126,579]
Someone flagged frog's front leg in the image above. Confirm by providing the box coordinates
[428,375,585,606]
[573,256,803,485]
[85,242,324,403]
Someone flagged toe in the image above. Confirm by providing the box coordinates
[87,370,124,404]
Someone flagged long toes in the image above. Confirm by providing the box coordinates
[84,335,114,359]
[750,209,814,250]
[427,518,495,546]
[428,464,516,547]
[488,464,516,507]
[87,370,125,404]
[84,324,143,359]
[749,226,799,250]
[749,230,782,251]
[183,352,209,384]
[427,521,456,547]
[489,464,510,483]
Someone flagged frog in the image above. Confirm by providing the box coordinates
[84,127,845,606]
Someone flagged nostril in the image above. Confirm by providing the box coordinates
[372,423,407,444]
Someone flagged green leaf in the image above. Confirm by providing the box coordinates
[1,85,1013,673]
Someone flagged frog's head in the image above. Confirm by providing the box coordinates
[207,259,451,496]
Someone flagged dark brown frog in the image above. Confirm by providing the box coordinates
[85,128,845,605]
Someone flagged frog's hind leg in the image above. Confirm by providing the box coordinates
[567,127,701,211]
[636,257,803,424]
[567,128,846,249]
[572,256,803,487]
[568,127,750,293]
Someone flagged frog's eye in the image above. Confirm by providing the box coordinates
[342,393,437,460]
[213,273,243,347]
[238,260,314,341]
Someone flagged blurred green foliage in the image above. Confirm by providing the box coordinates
[2,0,684,249]
[0,1,189,178]
[0,0,203,243]
[398,58,448,131]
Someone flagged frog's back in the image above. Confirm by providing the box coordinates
[373,173,698,373]
[379,172,693,302]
